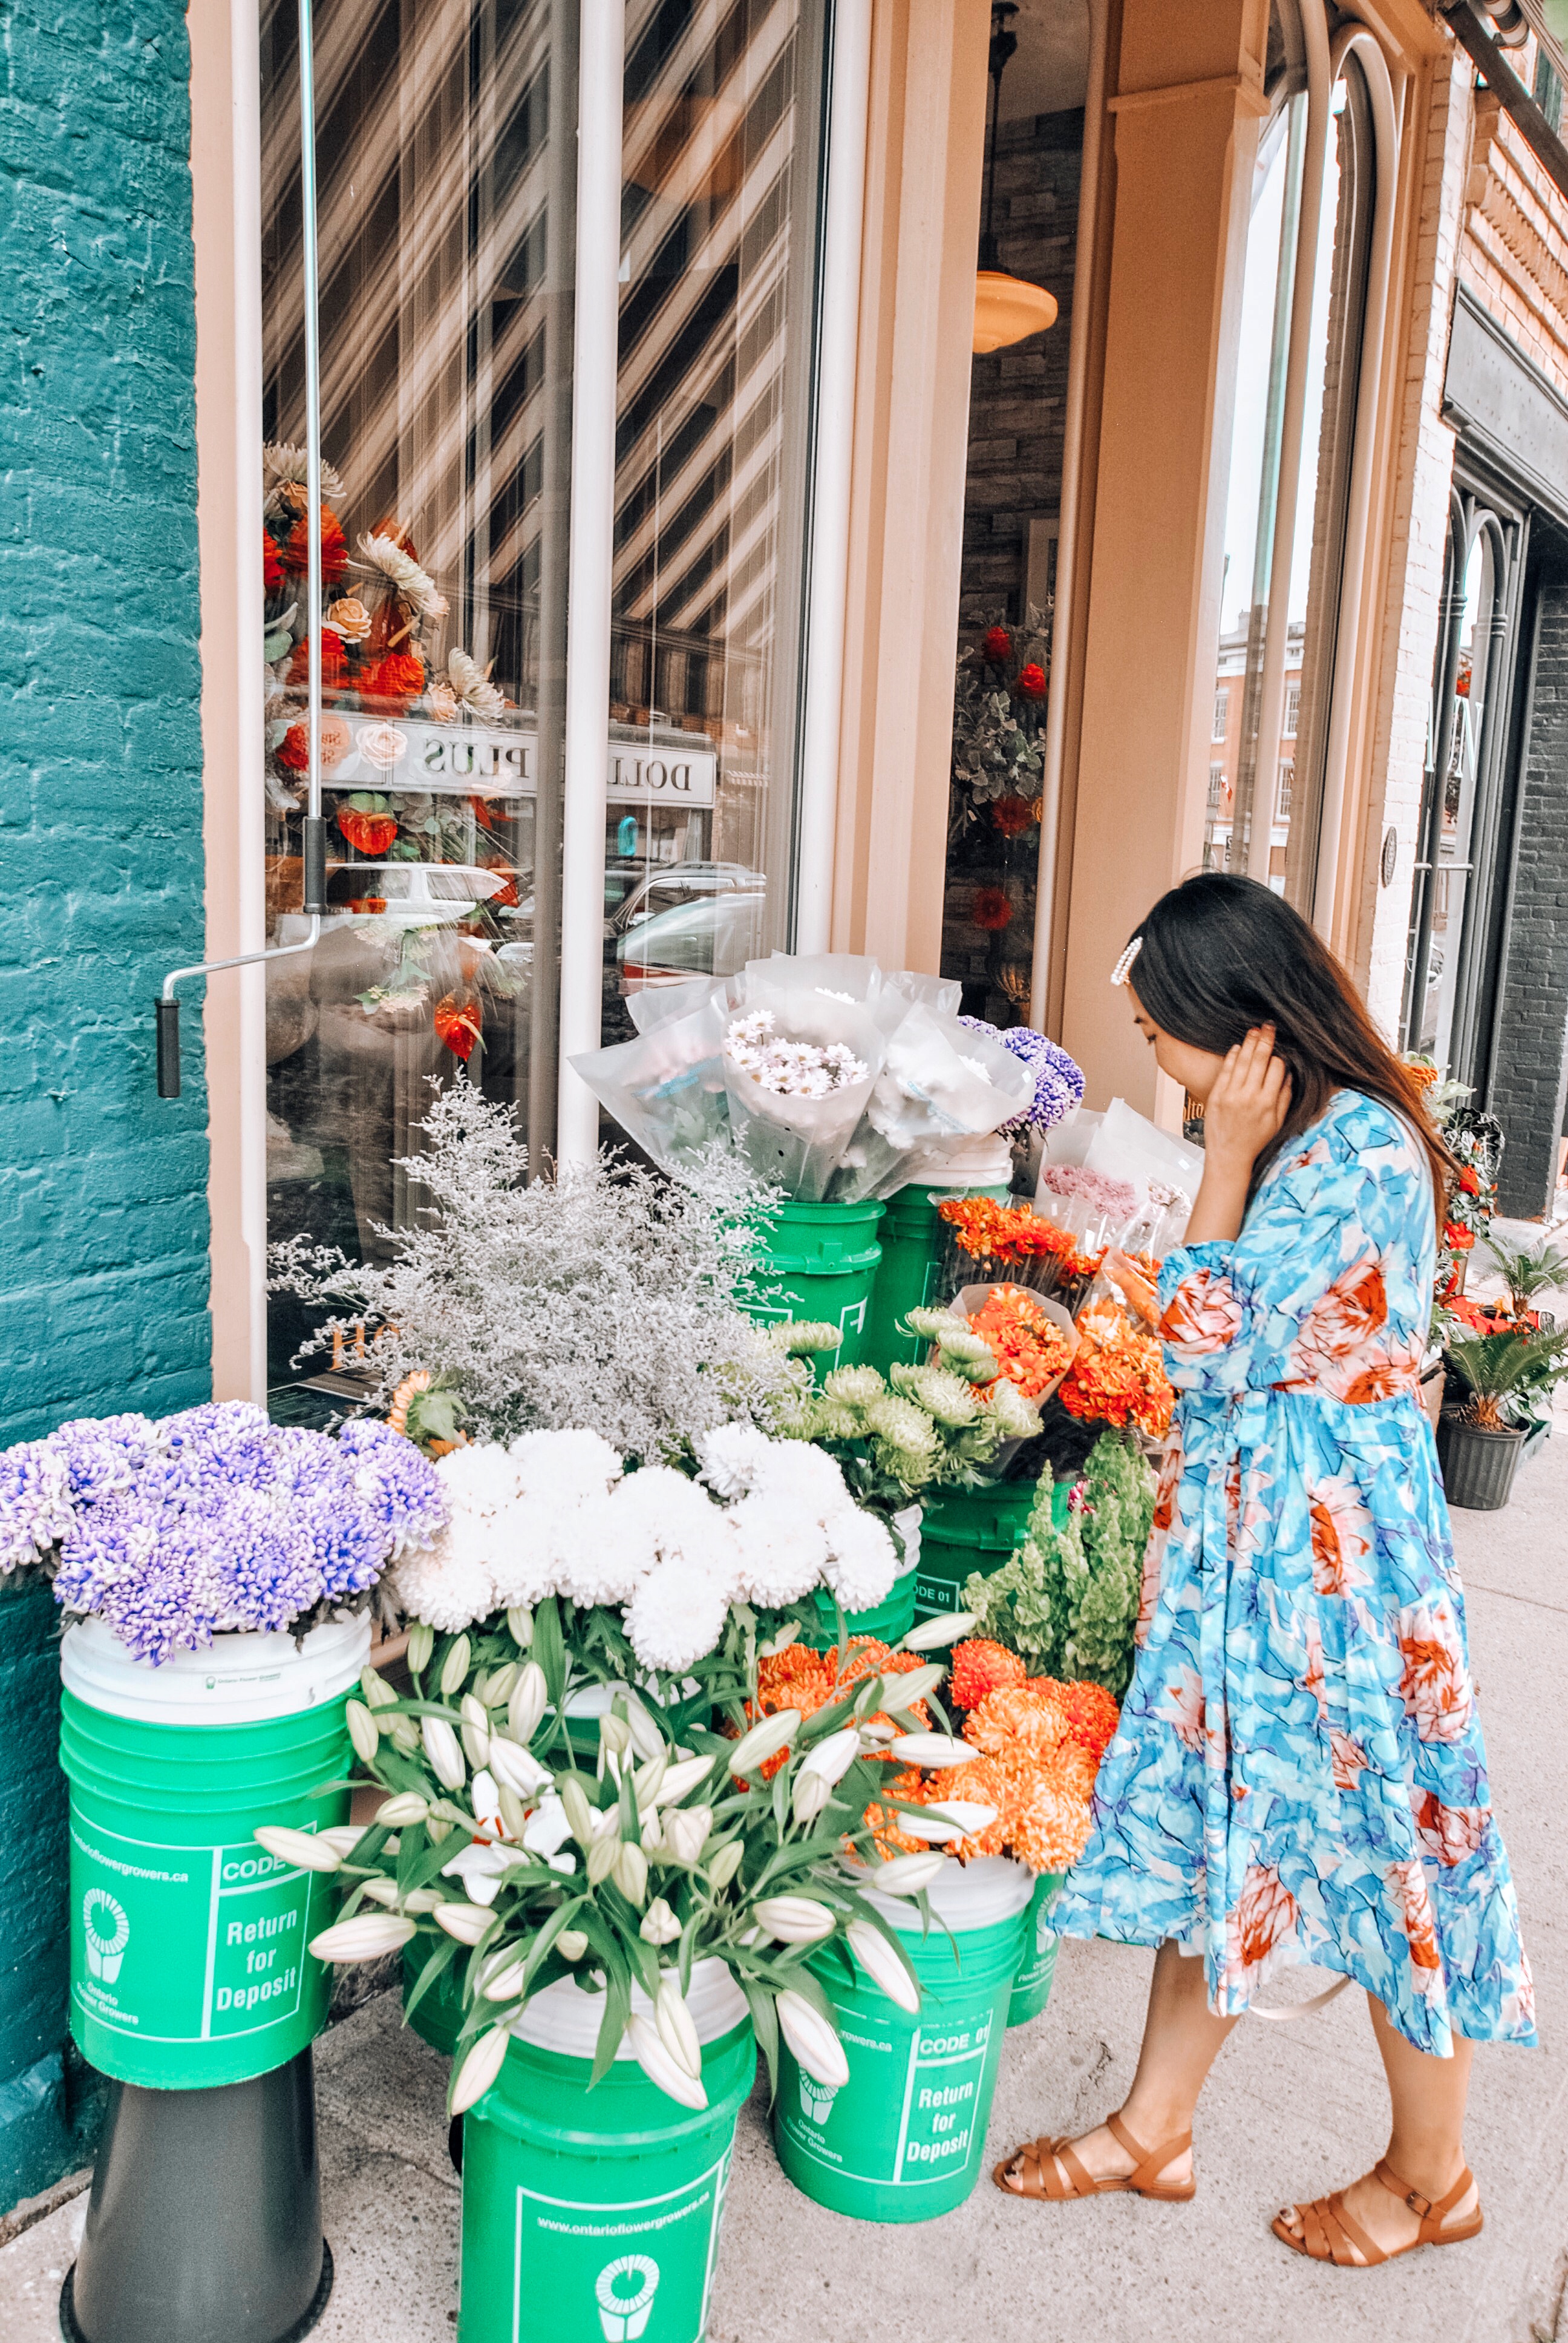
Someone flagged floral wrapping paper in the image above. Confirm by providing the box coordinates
[1054,1090,1535,2056]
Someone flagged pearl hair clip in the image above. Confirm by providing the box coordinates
[1110,936,1143,988]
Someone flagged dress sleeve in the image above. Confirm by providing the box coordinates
[1155,1110,1425,1400]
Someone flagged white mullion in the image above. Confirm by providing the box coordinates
[557,0,627,1161]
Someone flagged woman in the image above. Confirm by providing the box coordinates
[996,873,1534,2266]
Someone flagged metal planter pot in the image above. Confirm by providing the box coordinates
[1436,1418,1525,1511]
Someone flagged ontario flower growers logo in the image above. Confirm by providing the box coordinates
[595,2254,661,2341]
[83,1888,130,1982]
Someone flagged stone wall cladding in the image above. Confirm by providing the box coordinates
[0,0,209,2210]
[1490,583,1568,1217]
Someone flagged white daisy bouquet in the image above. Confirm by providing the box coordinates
[279,1624,956,2117]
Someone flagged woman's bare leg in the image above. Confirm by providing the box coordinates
[1276,1996,1478,2258]
[1001,1941,1240,2194]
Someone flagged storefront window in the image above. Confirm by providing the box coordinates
[1210,53,1375,903]
[259,0,825,1393]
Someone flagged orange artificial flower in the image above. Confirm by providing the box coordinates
[971,886,1015,932]
[359,650,427,713]
[991,795,1037,839]
[283,506,349,583]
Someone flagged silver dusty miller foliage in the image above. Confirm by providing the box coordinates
[269,1080,800,1463]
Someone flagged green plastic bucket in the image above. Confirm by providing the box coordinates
[1008,1870,1067,2026]
[774,1855,1032,2221]
[914,1478,1044,1637]
[459,1964,755,2342]
[743,1199,885,1366]
[57,1616,362,2090]
[404,1942,465,2058]
[802,1559,917,1653]
[860,1181,1011,1374]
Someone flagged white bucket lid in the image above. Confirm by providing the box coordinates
[509,1957,750,2059]
[60,1613,371,1726]
[869,1853,1035,1935]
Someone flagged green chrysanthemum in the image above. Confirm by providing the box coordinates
[895,1363,981,1429]
[822,1363,887,1406]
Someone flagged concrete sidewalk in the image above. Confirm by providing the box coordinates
[5,1412,1565,2343]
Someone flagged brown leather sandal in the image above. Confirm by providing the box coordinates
[993,2108,1196,2203]
[1272,2157,1483,2265]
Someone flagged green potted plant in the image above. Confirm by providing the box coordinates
[1439,1324,1568,1509]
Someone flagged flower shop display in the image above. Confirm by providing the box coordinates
[936,1193,1108,1313]
[286,1606,948,2331]
[946,611,1053,1024]
[1436,1322,1568,1510]
[0,1401,445,2090]
[1056,1294,1175,1443]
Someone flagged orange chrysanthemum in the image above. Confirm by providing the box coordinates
[1051,1677,1121,1761]
[949,1638,1026,1713]
[1057,1298,1174,1438]
[1003,1761,1093,1873]
[740,1638,931,1781]
[963,1680,1071,1761]
[283,506,348,583]
[968,1284,1074,1400]
[359,650,427,713]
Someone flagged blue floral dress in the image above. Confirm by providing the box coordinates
[1054,1090,1535,2056]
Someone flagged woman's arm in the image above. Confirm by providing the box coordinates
[1182,1024,1292,1245]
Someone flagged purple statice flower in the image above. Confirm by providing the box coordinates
[959,1018,1085,1136]
[0,1439,73,1573]
[1038,1164,1138,1219]
[51,1414,162,1506]
[338,1419,446,1554]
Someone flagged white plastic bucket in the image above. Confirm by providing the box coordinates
[59,1613,371,1726]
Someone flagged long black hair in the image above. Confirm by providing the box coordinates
[1123,873,1452,1214]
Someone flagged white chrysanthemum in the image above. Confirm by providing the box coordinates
[551,1495,655,1608]
[358,531,449,620]
[693,1422,775,1499]
[821,1507,899,1613]
[727,1496,831,1607]
[437,1441,521,1517]
[448,647,506,721]
[622,1557,734,1674]
[487,1497,587,1609]
[611,1466,721,1544]
[748,1437,854,1523]
[508,1428,622,1505]
[391,1524,497,1631]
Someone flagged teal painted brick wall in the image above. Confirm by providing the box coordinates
[0,0,210,2209]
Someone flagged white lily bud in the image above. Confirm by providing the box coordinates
[704,1840,744,1890]
[792,1772,834,1824]
[880,1663,944,1710]
[655,1973,702,2081]
[653,1754,717,1807]
[481,1954,529,2002]
[360,1666,396,1708]
[427,1815,452,1843]
[586,1834,619,1886]
[434,1901,494,1947]
[757,1623,801,1658]
[859,1719,898,1744]
[389,1714,420,1753]
[659,1806,713,1868]
[422,1715,466,1792]
[776,1989,849,2088]
[868,1851,946,1895]
[728,1709,801,1780]
[506,1605,533,1648]
[485,1662,518,1707]
[640,1815,665,1855]
[309,1912,415,1963]
[376,1792,430,1827]
[901,1614,978,1653]
[252,1826,341,1874]
[624,1703,665,1764]
[557,1930,589,1961]
[633,1752,668,1812]
[345,1699,379,1768]
[599,1712,633,1760]
[889,1732,975,1769]
[461,1702,491,1772]
[405,1620,434,1674]
[899,1800,997,1844]
[626,2013,707,2111]
[508,1662,547,1746]
[846,1921,921,2013]
[361,1877,401,1907]
[320,1824,365,1861]
[639,1897,681,1947]
[439,1636,472,1698]
[450,2024,511,2116]
[800,1727,863,1788]
[755,1895,836,1944]
[497,1783,531,1841]
[403,1888,443,1915]
[613,1841,649,1905]
[558,1775,595,1849]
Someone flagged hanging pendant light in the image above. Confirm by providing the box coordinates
[973,2,1059,354]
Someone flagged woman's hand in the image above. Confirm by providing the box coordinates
[1181,1026,1291,1247]
[1202,1026,1292,1177]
